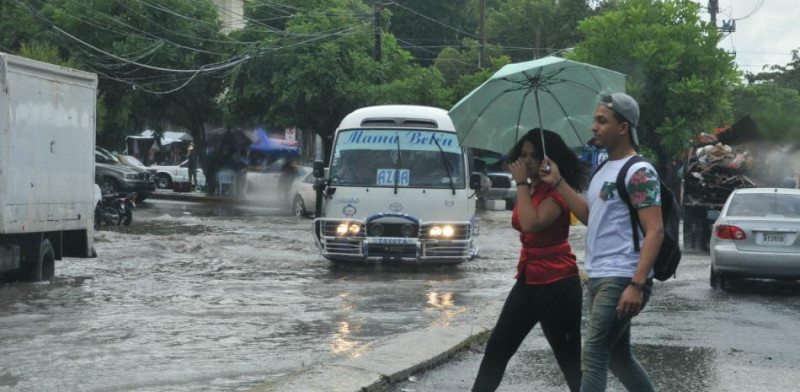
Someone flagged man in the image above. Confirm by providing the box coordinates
[541,93,663,391]
[187,143,198,189]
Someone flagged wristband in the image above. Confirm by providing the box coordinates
[516,182,529,187]
[552,177,564,189]
[628,280,645,290]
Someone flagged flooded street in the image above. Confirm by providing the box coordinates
[390,246,800,391]
[0,200,524,391]
[3,199,800,391]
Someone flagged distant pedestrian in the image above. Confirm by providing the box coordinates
[187,143,198,189]
[472,129,588,392]
[541,93,662,391]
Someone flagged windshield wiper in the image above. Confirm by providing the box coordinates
[432,135,456,195]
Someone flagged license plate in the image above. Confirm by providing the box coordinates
[762,232,785,245]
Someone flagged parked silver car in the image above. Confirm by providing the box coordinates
[486,172,517,210]
[710,187,800,290]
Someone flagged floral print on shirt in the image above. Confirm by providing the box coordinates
[599,181,617,201]
[627,167,661,208]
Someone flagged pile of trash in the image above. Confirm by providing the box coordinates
[683,135,760,205]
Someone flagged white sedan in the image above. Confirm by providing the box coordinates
[288,169,324,217]
[152,160,206,190]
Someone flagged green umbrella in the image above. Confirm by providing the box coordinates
[449,56,625,156]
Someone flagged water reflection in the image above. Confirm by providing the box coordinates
[426,291,455,310]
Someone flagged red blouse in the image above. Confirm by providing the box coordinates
[511,182,579,285]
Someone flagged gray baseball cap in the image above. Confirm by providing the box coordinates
[600,93,640,146]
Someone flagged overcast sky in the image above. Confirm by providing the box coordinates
[693,0,798,74]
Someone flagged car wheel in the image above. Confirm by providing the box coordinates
[100,178,118,194]
[121,205,133,226]
[293,195,307,217]
[710,267,719,289]
[156,174,172,189]
[711,267,729,291]
[719,273,729,292]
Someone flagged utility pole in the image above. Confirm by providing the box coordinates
[708,0,718,27]
[479,0,486,69]
[374,3,382,62]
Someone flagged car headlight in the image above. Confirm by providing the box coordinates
[429,225,455,237]
[337,223,361,236]
[401,224,415,238]
[442,225,454,237]
[125,173,138,179]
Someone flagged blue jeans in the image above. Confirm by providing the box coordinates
[581,277,654,392]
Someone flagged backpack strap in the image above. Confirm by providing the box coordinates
[615,155,647,252]
[590,158,609,181]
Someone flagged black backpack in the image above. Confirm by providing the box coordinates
[594,155,682,281]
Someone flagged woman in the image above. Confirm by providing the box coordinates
[472,129,588,392]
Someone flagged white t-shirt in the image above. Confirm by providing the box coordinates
[585,155,661,278]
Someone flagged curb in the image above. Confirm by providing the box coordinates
[249,300,504,392]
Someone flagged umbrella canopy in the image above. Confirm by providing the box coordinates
[449,56,626,155]
[249,128,299,156]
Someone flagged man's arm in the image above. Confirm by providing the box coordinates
[616,205,663,318]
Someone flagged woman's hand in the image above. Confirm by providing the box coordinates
[539,158,561,186]
[508,160,528,183]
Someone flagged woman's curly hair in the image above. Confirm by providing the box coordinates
[508,128,589,192]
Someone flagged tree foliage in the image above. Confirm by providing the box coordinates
[570,0,738,165]
[3,0,229,151]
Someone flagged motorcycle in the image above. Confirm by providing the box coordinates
[94,190,137,229]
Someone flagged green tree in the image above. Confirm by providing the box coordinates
[730,84,800,142]
[225,0,451,157]
[432,38,510,103]
[487,0,595,62]
[746,49,800,91]
[571,0,738,166]
[383,0,479,66]
[7,0,232,153]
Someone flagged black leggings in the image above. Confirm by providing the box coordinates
[472,276,583,392]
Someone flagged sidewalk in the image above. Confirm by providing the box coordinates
[248,299,506,392]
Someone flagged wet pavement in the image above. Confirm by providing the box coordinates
[2,195,800,392]
[0,198,524,391]
[389,251,800,392]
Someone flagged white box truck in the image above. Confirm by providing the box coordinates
[0,53,97,282]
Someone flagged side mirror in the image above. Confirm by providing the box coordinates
[313,160,325,178]
[469,172,483,190]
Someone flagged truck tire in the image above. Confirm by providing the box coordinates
[24,238,55,282]
[683,206,709,253]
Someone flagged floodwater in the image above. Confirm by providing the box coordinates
[0,200,525,391]
[389,244,800,392]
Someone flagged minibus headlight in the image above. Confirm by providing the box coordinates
[401,224,415,238]
[429,226,442,236]
[336,223,349,235]
[349,224,361,234]
[442,225,455,237]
